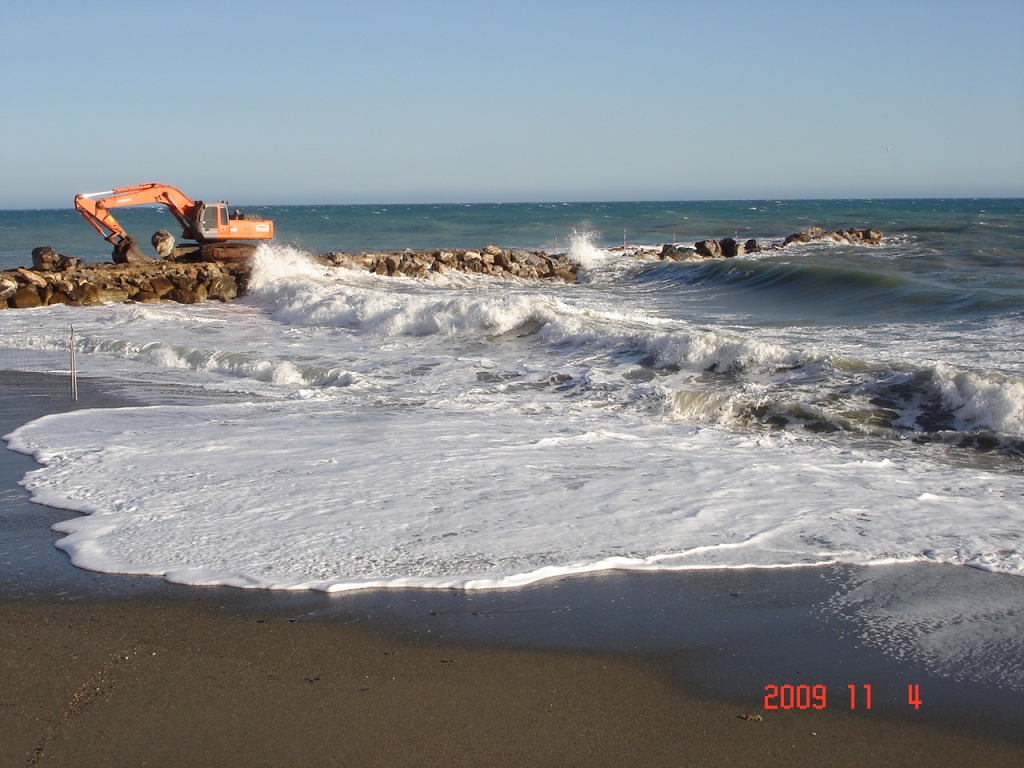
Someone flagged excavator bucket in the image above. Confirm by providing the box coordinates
[112,236,153,264]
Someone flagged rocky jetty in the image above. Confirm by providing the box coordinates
[782,226,883,247]
[627,226,884,262]
[1,248,248,309]
[3,226,882,310]
[320,245,577,282]
[0,245,577,310]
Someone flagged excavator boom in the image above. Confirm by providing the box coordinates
[74,183,274,263]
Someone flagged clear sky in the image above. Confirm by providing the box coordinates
[1,0,1022,208]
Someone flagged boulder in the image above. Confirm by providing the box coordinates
[719,237,745,258]
[0,277,17,303]
[206,276,239,302]
[168,288,202,304]
[659,244,696,261]
[15,267,48,289]
[552,267,576,283]
[149,276,174,296]
[170,268,199,289]
[695,239,723,258]
[512,252,545,271]
[152,229,176,258]
[50,278,76,294]
[95,287,131,304]
[744,239,761,253]
[32,246,60,271]
[77,283,101,305]
[46,291,71,306]
[9,286,43,308]
[519,265,540,279]
[860,228,883,244]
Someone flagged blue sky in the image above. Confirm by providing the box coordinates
[1,0,1022,208]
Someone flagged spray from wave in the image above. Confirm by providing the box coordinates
[247,242,334,291]
[566,228,612,270]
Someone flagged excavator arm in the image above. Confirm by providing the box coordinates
[74,183,198,243]
[74,183,274,264]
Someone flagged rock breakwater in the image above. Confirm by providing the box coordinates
[627,226,884,262]
[1,252,248,309]
[320,245,577,282]
[3,225,883,310]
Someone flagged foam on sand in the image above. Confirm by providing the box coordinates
[6,398,1022,592]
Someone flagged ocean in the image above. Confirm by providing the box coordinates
[3,197,1024,701]
[2,197,1022,588]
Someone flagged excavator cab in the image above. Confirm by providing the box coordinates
[194,201,273,242]
[195,202,228,241]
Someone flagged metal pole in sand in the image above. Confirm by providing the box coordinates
[69,325,78,401]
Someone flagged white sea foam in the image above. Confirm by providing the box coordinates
[933,364,1024,436]
[6,398,1023,591]
[565,229,612,270]
[1,241,1022,594]
[827,566,1024,691]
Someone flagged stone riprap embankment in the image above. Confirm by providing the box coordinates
[321,245,577,281]
[627,226,884,262]
[1,247,248,309]
[2,227,883,310]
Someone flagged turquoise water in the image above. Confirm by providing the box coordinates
[4,197,1024,717]
[3,198,1023,327]
[4,198,1023,455]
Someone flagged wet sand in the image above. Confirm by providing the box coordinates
[4,593,1023,768]
[2,374,1023,766]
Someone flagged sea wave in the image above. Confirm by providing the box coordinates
[632,257,1016,319]
[652,357,1024,455]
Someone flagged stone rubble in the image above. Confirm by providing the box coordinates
[2,226,883,310]
[625,226,884,262]
[320,245,577,283]
[1,256,247,309]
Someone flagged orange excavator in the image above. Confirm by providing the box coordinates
[74,183,274,263]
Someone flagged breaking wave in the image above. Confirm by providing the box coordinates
[635,254,1020,320]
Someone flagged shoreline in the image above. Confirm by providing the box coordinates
[2,376,1023,764]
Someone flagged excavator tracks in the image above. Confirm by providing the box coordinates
[170,242,258,264]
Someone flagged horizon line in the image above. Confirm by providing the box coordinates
[3,194,1023,212]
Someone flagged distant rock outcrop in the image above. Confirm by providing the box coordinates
[783,226,883,246]
[321,246,577,283]
[631,225,884,264]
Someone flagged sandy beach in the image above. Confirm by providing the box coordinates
[3,592,1023,768]
[2,375,1023,767]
